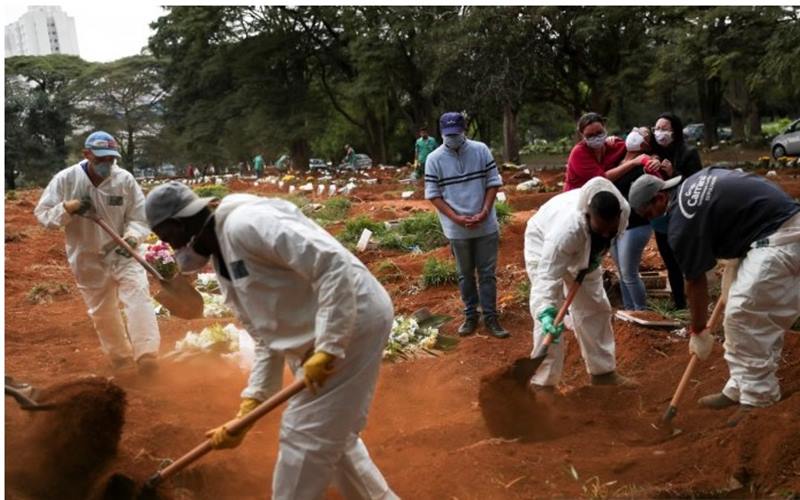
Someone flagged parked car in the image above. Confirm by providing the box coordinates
[682,123,733,143]
[340,153,372,170]
[771,118,800,159]
[308,158,329,171]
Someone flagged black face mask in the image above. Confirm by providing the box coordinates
[589,229,612,261]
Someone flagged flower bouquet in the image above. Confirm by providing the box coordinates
[144,240,178,280]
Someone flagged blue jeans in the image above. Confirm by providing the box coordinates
[611,224,652,311]
[449,232,499,320]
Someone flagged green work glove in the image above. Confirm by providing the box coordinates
[537,306,565,343]
[205,397,261,450]
[115,236,139,258]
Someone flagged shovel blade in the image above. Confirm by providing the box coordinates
[510,349,548,386]
[155,275,204,319]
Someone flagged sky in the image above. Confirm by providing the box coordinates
[4,3,166,62]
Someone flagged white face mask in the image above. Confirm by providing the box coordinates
[654,130,673,146]
[585,132,607,150]
[625,129,645,152]
[175,214,213,273]
[175,244,210,273]
[443,133,466,150]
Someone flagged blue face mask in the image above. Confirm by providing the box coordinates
[651,212,671,233]
[443,134,466,150]
[93,160,114,178]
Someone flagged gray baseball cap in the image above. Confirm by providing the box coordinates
[145,181,216,228]
[629,175,682,211]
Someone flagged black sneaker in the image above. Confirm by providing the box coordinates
[484,317,510,339]
[457,317,479,337]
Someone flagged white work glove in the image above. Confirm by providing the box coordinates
[689,330,714,360]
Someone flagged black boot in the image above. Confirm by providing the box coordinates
[484,317,510,339]
[457,316,479,337]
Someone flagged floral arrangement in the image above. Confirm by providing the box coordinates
[202,291,234,318]
[174,323,240,354]
[144,240,178,280]
[383,315,440,361]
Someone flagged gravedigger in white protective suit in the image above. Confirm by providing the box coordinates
[524,177,637,393]
[34,131,160,374]
[144,181,397,500]
[630,168,800,427]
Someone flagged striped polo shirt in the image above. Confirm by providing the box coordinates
[424,138,503,239]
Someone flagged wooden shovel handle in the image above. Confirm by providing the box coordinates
[667,294,727,408]
[148,379,306,487]
[88,215,165,281]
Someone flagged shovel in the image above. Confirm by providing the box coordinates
[661,260,736,424]
[5,382,57,411]
[511,269,588,385]
[139,379,306,494]
[87,214,204,319]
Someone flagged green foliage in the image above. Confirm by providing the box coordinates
[374,260,404,284]
[5,190,18,201]
[313,197,351,223]
[515,280,531,305]
[647,297,690,323]
[421,257,459,288]
[278,194,310,210]
[193,184,229,199]
[762,118,794,138]
[377,211,447,251]
[495,201,513,225]
[337,216,387,246]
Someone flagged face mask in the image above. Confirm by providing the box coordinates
[93,160,114,178]
[174,214,213,273]
[585,132,607,150]
[175,244,210,273]
[650,212,670,233]
[625,130,645,152]
[654,130,673,147]
[443,134,466,150]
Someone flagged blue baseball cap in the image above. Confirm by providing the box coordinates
[84,131,121,158]
[439,112,466,135]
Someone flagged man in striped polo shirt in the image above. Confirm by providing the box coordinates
[425,112,509,339]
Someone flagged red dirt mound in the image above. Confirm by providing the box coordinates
[7,376,126,499]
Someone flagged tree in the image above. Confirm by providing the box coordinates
[75,55,166,169]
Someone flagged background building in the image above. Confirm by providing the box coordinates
[5,6,79,57]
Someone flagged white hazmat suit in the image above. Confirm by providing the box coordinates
[524,177,630,386]
[722,212,800,407]
[34,161,159,362]
[212,194,397,500]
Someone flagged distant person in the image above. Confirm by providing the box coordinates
[253,154,264,179]
[630,169,799,426]
[649,112,704,310]
[6,167,19,191]
[343,144,356,168]
[611,127,663,311]
[524,177,636,391]
[564,112,650,191]
[185,164,195,179]
[425,112,509,339]
[414,126,438,179]
[276,154,290,172]
[33,131,160,374]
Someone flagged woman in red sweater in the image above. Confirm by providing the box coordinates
[564,113,650,191]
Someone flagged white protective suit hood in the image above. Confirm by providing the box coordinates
[524,176,629,318]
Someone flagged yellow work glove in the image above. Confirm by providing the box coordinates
[205,397,261,450]
[303,351,336,394]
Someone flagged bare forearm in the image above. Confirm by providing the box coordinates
[481,187,499,213]
[686,274,709,333]
[430,197,460,222]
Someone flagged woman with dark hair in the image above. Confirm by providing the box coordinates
[564,112,650,191]
[650,112,704,310]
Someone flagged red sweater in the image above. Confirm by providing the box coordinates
[564,137,627,191]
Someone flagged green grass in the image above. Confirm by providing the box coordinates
[762,118,793,138]
[312,197,351,224]
[337,216,387,246]
[374,260,404,284]
[495,201,513,225]
[421,257,459,288]
[5,190,18,201]
[377,211,447,252]
[193,184,229,199]
[515,280,531,305]
[647,297,689,322]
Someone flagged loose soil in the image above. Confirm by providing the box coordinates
[6,165,800,499]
